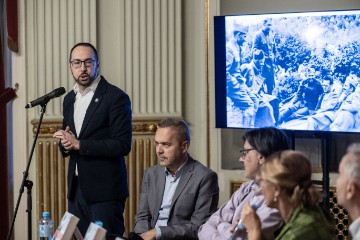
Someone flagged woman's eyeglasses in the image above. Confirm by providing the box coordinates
[239,148,255,158]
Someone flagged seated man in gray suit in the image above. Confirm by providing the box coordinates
[133,118,219,240]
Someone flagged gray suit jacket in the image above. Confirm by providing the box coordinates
[134,155,219,239]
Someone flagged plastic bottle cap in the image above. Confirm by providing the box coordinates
[42,212,50,218]
[95,221,103,227]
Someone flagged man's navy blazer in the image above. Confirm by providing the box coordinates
[60,76,132,202]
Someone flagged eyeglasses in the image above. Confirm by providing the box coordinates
[239,148,256,158]
[70,59,97,69]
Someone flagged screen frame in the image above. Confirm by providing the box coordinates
[214,9,360,134]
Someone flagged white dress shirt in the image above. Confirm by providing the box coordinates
[350,217,360,240]
[73,75,101,136]
[72,75,101,175]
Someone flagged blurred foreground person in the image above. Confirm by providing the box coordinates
[336,143,360,240]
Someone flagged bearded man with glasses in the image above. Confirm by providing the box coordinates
[198,127,290,240]
[53,42,132,239]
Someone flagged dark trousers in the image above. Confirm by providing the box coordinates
[68,177,126,239]
[262,57,275,94]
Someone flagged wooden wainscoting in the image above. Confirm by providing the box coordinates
[230,180,351,240]
[125,119,159,235]
[32,118,160,237]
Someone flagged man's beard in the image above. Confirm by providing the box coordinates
[74,73,96,87]
[263,29,270,35]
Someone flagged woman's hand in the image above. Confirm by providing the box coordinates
[241,202,263,240]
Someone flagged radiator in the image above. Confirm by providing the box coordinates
[36,139,68,232]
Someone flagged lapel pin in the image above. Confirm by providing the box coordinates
[95,98,99,102]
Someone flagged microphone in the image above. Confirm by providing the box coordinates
[25,87,66,108]
[229,202,261,240]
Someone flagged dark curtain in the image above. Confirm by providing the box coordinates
[6,0,18,52]
[1,0,18,238]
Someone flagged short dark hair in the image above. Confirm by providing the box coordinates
[323,75,333,85]
[263,19,272,26]
[242,127,290,158]
[253,49,265,60]
[157,118,191,144]
[69,42,99,62]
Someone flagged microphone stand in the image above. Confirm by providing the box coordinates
[7,101,49,240]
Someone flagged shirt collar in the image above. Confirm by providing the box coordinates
[73,74,101,96]
[164,156,189,178]
[245,180,260,196]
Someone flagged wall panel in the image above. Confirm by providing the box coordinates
[25,0,97,119]
[99,0,182,117]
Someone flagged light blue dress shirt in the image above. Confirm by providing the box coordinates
[155,162,187,239]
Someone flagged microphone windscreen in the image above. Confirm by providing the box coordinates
[54,87,66,97]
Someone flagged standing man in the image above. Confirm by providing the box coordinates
[252,19,277,94]
[226,23,247,78]
[134,118,219,239]
[53,42,132,238]
[226,24,258,127]
[336,143,360,239]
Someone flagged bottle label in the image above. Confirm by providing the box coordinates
[39,225,52,237]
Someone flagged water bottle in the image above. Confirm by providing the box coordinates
[95,220,103,228]
[95,221,106,240]
[39,211,54,240]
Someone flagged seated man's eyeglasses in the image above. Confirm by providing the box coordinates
[239,148,255,158]
[70,59,97,69]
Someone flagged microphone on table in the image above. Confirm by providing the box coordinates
[25,87,66,108]
[229,203,261,240]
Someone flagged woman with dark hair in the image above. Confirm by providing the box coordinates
[241,150,336,240]
[198,127,290,240]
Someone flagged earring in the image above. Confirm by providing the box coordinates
[273,197,277,203]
